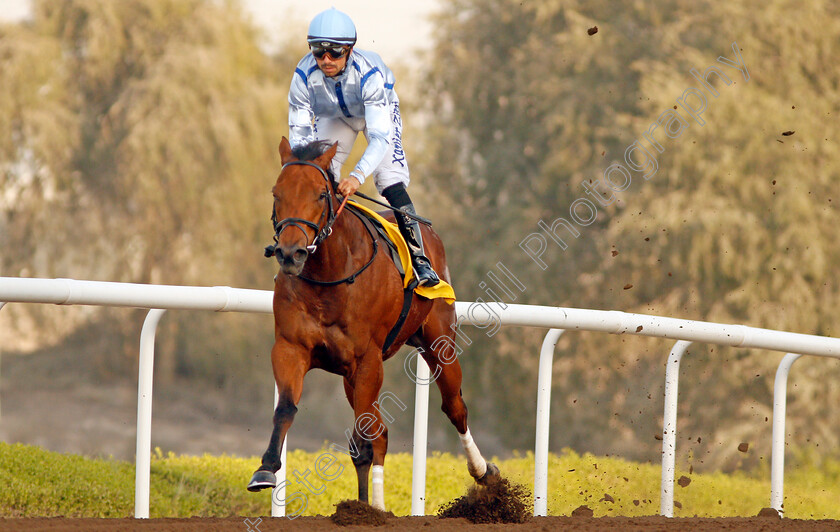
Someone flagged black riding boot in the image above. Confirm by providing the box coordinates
[382,184,440,287]
[396,204,440,287]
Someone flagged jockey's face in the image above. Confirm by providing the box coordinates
[313,46,350,77]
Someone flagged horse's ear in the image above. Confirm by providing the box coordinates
[278,137,293,165]
[314,141,338,170]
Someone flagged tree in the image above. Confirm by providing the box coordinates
[419,0,840,467]
[0,0,293,386]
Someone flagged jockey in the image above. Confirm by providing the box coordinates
[288,8,440,287]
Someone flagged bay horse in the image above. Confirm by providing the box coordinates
[247,137,499,510]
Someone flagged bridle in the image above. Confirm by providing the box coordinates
[269,160,337,254]
[265,160,378,286]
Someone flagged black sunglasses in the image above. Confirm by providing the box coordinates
[310,44,350,60]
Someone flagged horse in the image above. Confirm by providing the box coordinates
[247,137,499,511]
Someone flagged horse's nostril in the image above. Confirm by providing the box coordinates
[293,249,308,263]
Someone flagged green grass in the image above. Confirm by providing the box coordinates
[0,441,837,518]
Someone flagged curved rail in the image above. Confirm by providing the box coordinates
[770,353,801,515]
[3,277,840,518]
[533,329,564,516]
[659,340,692,517]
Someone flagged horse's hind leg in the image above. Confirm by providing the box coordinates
[416,305,500,484]
[248,341,308,491]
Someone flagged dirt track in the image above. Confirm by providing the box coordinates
[2,516,840,531]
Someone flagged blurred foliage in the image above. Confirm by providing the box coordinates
[0,0,291,389]
[2,0,840,473]
[1,442,839,518]
[418,0,840,468]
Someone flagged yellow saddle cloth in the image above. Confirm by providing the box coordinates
[348,200,455,304]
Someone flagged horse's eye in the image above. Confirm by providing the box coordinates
[319,192,328,200]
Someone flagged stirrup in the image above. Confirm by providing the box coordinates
[416,274,440,287]
[413,258,440,287]
[395,202,439,287]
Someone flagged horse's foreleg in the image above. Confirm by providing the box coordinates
[348,359,388,510]
[350,429,375,503]
[248,342,307,492]
[342,378,374,505]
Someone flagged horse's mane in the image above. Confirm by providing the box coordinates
[291,140,338,186]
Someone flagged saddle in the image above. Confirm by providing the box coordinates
[352,206,406,278]
[346,200,455,304]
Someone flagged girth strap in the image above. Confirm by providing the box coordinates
[382,279,418,354]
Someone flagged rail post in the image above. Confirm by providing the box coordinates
[533,328,564,516]
[659,340,692,517]
[410,357,432,515]
[770,353,801,516]
[134,308,167,519]
[270,384,288,517]
[0,302,5,424]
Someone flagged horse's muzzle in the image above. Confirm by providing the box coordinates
[275,245,309,275]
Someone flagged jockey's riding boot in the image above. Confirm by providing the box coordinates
[396,204,440,287]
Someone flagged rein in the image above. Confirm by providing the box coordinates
[265,160,379,286]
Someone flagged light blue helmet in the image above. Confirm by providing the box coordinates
[307,8,357,46]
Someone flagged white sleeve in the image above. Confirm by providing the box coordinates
[288,69,314,148]
[353,72,391,179]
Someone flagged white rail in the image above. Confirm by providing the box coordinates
[659,340,693,517]
[423,302,840,517]
[533,329,564,516]
[770,353,802,515]
[2,277,838,518]
[135,309,166,517]
[0,277,270,312]
[0,277,273,518]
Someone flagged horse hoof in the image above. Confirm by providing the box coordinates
[247,470,277,492]
[476,461,500,486]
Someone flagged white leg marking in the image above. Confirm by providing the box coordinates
[459,428,487,479]
[371,465,385,510]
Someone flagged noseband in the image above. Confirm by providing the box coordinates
[269,160,337,254]
[264,159,380,286]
